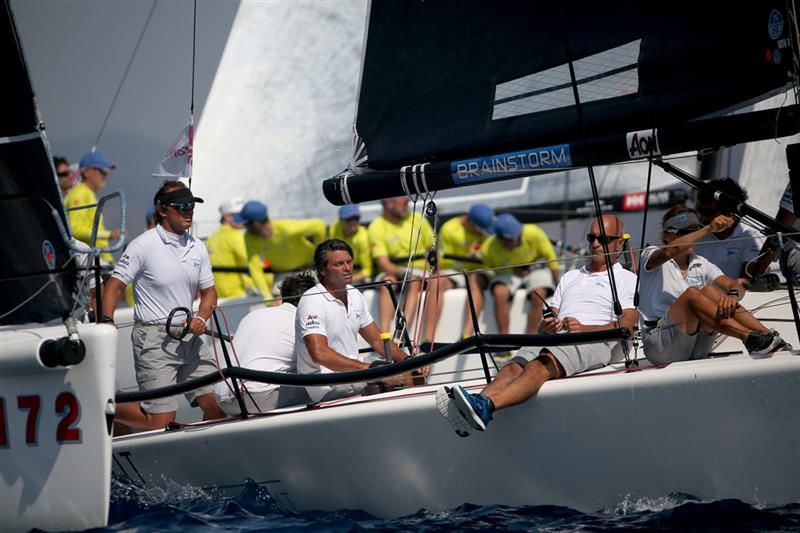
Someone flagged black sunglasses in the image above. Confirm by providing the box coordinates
[57,171,71,178]
[586,233,622,244]
[168,201,195,213]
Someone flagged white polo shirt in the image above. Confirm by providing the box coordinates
[552,263,637,324]
[638,246,723,323]
[214,302,296,402]
[295,282,374,402]
[696,224,764,279]
[111,225,214,324]
[780,183,800,228]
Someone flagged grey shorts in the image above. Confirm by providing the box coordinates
[131,323,217,414]
[642,314,717,365]
[510,340,614,377]
[489,268,555,298]
[218,386,310,416]
[315,382,366,402]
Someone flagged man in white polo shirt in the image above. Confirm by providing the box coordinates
[438,215,638,437]
[102,180,226,429]
[214,272,317,415]
[295,239,413,402]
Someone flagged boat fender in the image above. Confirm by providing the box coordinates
[39,336,86,368]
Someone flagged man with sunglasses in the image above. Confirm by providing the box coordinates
[695,178,772,282]
[53,155,74,198]
[638,205,787,365]
[102,180,226,429]
[481,213,560,335]
[437,215,637,436]
[327,204,372,283]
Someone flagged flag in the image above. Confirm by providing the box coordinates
[152,118,193,179]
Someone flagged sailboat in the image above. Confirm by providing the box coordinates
[109,0,800,519]
[0,0,119,531]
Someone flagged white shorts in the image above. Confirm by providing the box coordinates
[510,340,614,377]
[489,268,555,298]
[642,313,717,365]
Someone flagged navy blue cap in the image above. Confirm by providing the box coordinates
[79,151,115,171]
[338,204,361,220]
[494,213,523,239]
[233,201,268,224]
[467,203,495,235]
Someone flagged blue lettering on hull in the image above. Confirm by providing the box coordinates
[451,144,572,184]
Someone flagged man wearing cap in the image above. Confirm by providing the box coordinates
[64,150,119,263]
[639,205,788,364]
[238,200,326,299]
[481,213,560,334]
[438,203,496,337]
[207,197,253,299]
[327,204,372,283]
[102,180,226,429]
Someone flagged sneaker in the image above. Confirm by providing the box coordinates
[745,330,784,356]
[435,386,471,438]
[768,329,793,352]
[451,385,493,432]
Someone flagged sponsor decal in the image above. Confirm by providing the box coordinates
[626,129,660,159]
[119,254,131,267]
[305,314,321,328]
[191,259,201,268]
[41,240,56,269]
[687,276,704,287]
[451,144,572,184]
[768,9,784,40]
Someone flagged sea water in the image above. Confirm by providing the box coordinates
[80,475,800,532]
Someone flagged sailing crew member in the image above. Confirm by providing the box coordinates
[237,200,326,299]
[102,180,226,429]
[774,182,800,282]
[207,197,253,299]
[327,204,372,282]
[368,196,452,342]
[53,155,74,198]
[295,239,413,402]
[695,178,773,281]
[214,272,317,415]
[438,203,496,337]
[481,213,560,335]
[638,205,788,365]
[64,150,120,264]
[438,215,637,436]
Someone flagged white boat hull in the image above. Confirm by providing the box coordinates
[112,349,800,518]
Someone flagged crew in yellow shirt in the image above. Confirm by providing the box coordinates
[64,151,119,264]
[207,198,254,299]
[368,197,452,341]
[327,204,372,282]
[439,203,496,337]
[237,200,325,299]
[482,213,560,334]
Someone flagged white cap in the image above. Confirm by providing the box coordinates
[219,197,246,216]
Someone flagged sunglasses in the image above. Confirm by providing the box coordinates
[57,171,71,178]
[168,201,195,213]
[586,234,622,244]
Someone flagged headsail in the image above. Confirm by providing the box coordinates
[0,0,76,324]
[324,1,799,205]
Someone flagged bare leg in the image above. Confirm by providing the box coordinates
[423,277,454,341]
[484,352,563,410]
[378,276,399,332]
[114,402,176,430]
[526,288,547,334]
[668,287,752,340]
[463,274,487,337]
[492,283,512,334]
[701,285,769,333]
[403,279,422,329]
[482,360,524,397]
[195,393,226,421]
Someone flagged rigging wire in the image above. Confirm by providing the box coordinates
[93,0,158,150]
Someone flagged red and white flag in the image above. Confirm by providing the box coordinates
[152,118,193,179]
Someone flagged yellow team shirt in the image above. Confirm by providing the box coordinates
[64,181,113,263]
[245,218,326,295]
[439,216,487,271]
[482,224,558,272]
[367,213,434,270]
[327,221,373,279]
[207,224,253,299]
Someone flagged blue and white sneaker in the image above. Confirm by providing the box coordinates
[435,386,472,438]
[451,385,493,432]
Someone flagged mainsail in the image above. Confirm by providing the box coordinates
[0,0,76,324]
[324,1,799,205]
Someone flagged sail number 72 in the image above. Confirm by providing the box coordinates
[0,393,81,446]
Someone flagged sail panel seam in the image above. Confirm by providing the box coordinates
[0,131,40,145]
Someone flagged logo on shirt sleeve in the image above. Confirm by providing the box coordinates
[305,314,321,328]
[119,253,130,267]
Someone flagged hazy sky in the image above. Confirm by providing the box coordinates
[11,0,238,233]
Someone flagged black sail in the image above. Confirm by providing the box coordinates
[324,0,799,205]
[0,0,76,324]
